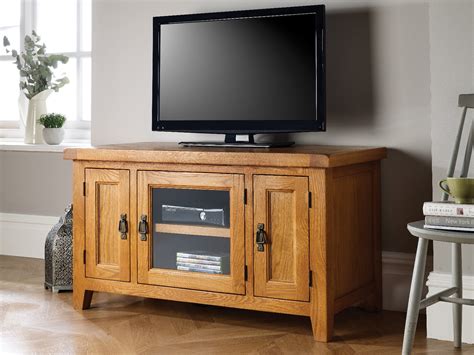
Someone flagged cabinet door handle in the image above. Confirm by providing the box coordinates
[256,223,267,252]
[138,215,149,241]
[118,213,128,240]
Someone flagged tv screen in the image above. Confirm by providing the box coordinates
[152,5,325,135]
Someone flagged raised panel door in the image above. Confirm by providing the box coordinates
[253,175,309,301]
[85,169,130,281]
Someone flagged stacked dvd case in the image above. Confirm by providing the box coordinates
[176,251,230,275]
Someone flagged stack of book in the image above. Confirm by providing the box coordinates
[423,201,474,232]
[176,251,230,274]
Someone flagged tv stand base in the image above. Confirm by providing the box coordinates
[65,143,387,343]
[179,134,295,148]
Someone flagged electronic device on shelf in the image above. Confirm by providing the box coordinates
[161,205,225,226]
[152,5,326,147]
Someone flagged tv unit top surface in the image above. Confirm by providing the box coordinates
[64,142,386,168]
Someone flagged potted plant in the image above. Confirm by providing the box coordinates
[38,113,66,145]
[3,31,69,144]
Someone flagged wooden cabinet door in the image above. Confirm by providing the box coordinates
[137,171,245,295]
[85,169,130,281]
[253,175,310,301]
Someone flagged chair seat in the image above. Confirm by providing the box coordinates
[408,221,474,244]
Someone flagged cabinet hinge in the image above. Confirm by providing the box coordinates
[244,265,248,281]
[309,270,313,287]
[244,189,247,205]
[83,250,86,264]
[308,191,312,208]
[83,181,86,196]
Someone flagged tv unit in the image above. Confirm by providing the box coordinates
[152,5,326,147]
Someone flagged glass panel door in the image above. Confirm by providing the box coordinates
[137,171,245,295]
[152,188,231,275]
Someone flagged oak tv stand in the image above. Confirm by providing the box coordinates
[64,143,386,342]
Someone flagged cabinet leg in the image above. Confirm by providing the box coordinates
[310,310,333,342]
[73,289,93,310]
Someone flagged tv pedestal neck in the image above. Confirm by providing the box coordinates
[179,134,295,148]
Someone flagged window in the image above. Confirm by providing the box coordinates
[0,0,21,126]
[0,0,91,137]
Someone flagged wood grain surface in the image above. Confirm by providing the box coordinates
[309,168,334,342]
[64,142,387,168]
[155,223,230,238]
[253,175,310,302]
[67,145,386,342]
[84,168,130,282]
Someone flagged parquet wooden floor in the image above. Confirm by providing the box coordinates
[1,255,472,354]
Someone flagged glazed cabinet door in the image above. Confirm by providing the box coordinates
[84,169,130,281]
[253,175,310,301]
[137,171,245,294]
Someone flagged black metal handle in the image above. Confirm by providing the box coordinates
[138,215,148,241]
[118,213,128,240]
[256,223,267,252]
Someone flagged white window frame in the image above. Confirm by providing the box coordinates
[0,0,90,141]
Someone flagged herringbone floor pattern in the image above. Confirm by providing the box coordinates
[1,255,472,354]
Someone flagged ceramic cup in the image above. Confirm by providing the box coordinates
[439,177,474,204]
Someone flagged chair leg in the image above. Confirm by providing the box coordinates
[452,243,463,348]
[402,238,429,355]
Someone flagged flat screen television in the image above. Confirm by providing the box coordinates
[152,5,326,147]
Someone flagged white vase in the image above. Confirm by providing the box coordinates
[18,89,53,144]
[42,128,65,145]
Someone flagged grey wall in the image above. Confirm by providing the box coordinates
[92,0,433,254]
[0,151,72,216]
[429,1,474,275]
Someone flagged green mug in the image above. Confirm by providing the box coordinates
[439,177,474,204]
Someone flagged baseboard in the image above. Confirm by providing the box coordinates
[0,213,426,312]
[0,213,58,259]
[382,251,432,312]
[426,272,474,344]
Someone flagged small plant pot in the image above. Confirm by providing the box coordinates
[42,128,65,145]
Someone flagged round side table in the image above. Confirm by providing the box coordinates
[402,221,474,354]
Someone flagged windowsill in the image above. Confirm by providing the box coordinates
[0,139,91,152]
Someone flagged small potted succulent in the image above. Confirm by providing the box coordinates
[38,113,66,145]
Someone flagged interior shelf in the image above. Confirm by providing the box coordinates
[155,223,230,238]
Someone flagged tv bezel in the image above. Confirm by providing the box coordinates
[152,5,326,134]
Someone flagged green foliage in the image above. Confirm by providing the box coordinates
[38,113,67,128]
[3,31,69,99]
